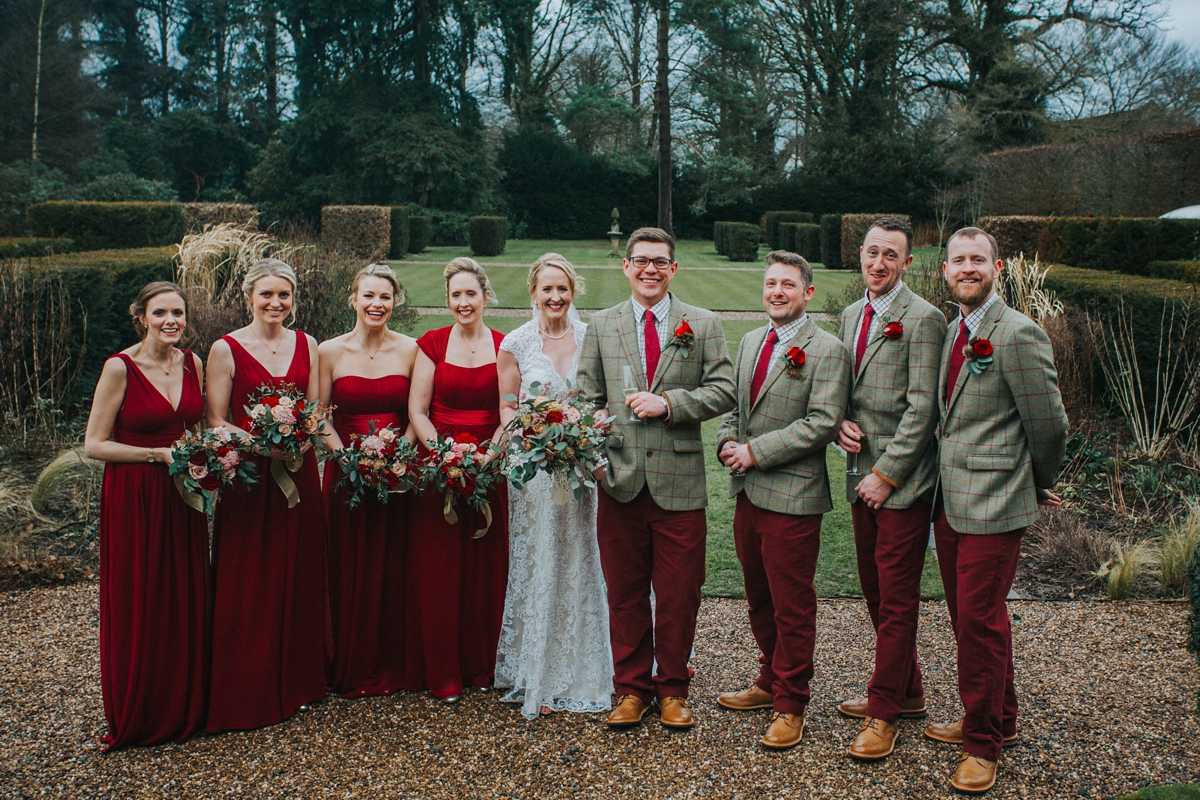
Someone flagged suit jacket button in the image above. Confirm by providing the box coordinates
[746,429,752,436]
[646,451,654,458]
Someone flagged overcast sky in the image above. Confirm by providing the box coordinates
[1162,0,1200,49]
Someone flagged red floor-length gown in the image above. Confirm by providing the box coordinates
[323,374,411,697]
[405,327,509,698]
[206,331,327,732]
[98,351,209,752]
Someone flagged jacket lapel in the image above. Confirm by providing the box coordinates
[649,299,684,393]
[946,299,1005,417]
[854,287,913,385]
[616,302,644,388]
[752,317,816,414]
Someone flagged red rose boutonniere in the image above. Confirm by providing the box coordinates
[669,318,695,358]
[782,346,806,377]
[882,319,903,340]
[965,336,993,374]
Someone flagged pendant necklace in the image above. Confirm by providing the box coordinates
[359,333,385,359]
[251,327,285,354]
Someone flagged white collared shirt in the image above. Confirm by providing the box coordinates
[754,314,807,366]
[854,280,905,346]
[630,293,672,380]
[959,292,1001,338]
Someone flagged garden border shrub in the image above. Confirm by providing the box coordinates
[780,222,820,262]
[1041,217,1200,277]
[183,203,257,232]
[765,211,814,250]
[408,216,433,254]
[0,237,75,258]
[469,216,507,257]
[841,213,911,268]
[1145,260,1200,283]
[321,205,390,261]
[726,223,760,262]
[981,216,1053,261]
[27,201,188,251]
[820,214,843,269]
[713,221,729,255]
[389,206,410,259]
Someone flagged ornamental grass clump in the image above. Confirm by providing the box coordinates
[1095,539,1156,601]
[1161,500,1200,594]
[998,253,1063,322]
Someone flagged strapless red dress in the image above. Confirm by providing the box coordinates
[405,327,509,698]
[98,351,209,752]
[206,332,327,732]
[323,374,411,697]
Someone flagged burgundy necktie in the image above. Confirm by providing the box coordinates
[644,310,661,387]
[945,319,969,406]
[749,328,779,407]
[854,303,875,374]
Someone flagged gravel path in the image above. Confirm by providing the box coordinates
[2,586,1196,799]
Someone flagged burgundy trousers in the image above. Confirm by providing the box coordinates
[596,486,707,702]
[933,507,1022,762]
[733,493,822,716]
[851,498,930,722]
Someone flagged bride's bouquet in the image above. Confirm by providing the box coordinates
[241,382,333,506]
[326,422,421,509]
[169,426,258,513]
[421,433,504,537]
[502,381,608,504]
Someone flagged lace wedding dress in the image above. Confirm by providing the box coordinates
[495,318,614,719]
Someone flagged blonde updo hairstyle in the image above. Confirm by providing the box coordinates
[527,252,585,298]
[349,263,404,305]
[129,281,189,339]
[242,258,299,324]
[444,257,498,305]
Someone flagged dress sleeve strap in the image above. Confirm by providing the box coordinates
[417,327,450,364]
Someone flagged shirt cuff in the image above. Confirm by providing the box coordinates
[660,393,671,422]
[871,467,902,488]
[746,441,760,468]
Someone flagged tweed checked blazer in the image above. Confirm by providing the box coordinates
[715,317,852,517]
[576,296,736,511]
[838,286,946,509]
[937,299,1069,534]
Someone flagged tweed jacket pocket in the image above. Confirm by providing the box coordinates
[672,439,703,452]
[966,450,1019,471]
[606,433,625,449]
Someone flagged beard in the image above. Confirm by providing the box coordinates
[950,274,994,307]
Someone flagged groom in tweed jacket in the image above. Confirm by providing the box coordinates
[576,227,736,730]
[714,251,851,750]
[926,227,1068,795]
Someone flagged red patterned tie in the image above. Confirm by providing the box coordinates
[945,319,969,406]
[749,328,779,407]
[644,310,661,387]
[854,303,875,374]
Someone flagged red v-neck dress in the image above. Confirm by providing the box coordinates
[323,373,411,697]
[404,327,509,698]
[98,351,209,752]
[206,332,327,732]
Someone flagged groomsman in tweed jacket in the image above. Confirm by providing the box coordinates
[927,227,1068,795]
[715,251,852,750]
[835,217,946,761]
[576,227,736,731]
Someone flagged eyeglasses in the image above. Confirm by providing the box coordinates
[629,256,672,268]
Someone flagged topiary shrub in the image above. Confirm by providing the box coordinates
[1145,260,1200,283]
[389,206,410,259]
[820,214,843,269]
[27,201,188,251]
[469,216,507,257]
[1041,217,1200,277]
[408,216,433,253]
[0,237,75,258]
[713,221,727,255]
[780,222,820,262]
[726,223,760,262]
[765,211,814,250]
[183,203,257,232]
[841,213,911,268]
[981,215,1053,261]
[321,205,390,261]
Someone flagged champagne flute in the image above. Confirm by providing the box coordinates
[845,422,863,476]
[622,365,640,423]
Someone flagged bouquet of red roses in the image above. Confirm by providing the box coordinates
[420,433,504,537]
[327,422,422,509]
[169,426,258,513]
[241,381,333,506]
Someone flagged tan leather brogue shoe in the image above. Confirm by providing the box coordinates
[659,696,695,729]
[848,716,899,760]
[717,684,774,711]
[837,693,927,719]
[924,718,1019,748]
[951,753,998,794]
[606,695,651,728]
[760,712,804,750]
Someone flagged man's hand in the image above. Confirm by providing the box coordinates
[837,419,863,453]
[724,442,756,474]
[718,440,739,467]
[855,472,894,510]
[1038,489,1062,507]
[625,391,667,419]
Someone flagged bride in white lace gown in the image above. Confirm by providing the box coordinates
[495,254,613,719]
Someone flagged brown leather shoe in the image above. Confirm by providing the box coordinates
[760,712,804,750]
[924,718,1019,748]
[848,716,899,760]
[837,694,927,719]
[951,753,998,794]
[659,696,695,729]
[717,684,774,711]
[606,695,651,728]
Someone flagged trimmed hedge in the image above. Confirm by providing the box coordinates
[469,216,507,257]
[0,237,75,258]
[713,221,729,255]
[1041,217,1200,277]
[841,213,911,267]
[765,211,814,250]
[1146,260,1200,282]
[780,222,821,262]
[27,201,188,251]
[389,206,410,259]
[321,205,390,261]
[820,214,843,269]
[726,223,760,262]
[408,216,433,254]
[980,216,1052,261]
[183,203,257,232]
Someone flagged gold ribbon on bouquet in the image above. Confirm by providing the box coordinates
[173,473,208,514]
[442,490,493,538]
[271,453,304,508]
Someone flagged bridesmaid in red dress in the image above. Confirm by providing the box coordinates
[204,258,327,732]
[84,281,209,751]
[318,263,419,697]
[407,258,509,701]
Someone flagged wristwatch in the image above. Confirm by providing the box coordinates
[147,449,155,463]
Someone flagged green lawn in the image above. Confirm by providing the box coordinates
[403,238,770,270]
[1120,787,1200,800]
